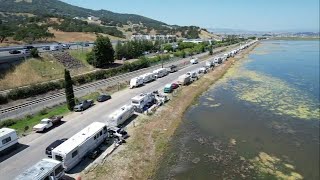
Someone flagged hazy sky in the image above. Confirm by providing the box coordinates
[62,0,319,32]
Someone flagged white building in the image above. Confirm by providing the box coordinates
[182,39,204,44]
[88,16,99,21]
[131,34,176,41]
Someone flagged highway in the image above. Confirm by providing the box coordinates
[0,42,255,180]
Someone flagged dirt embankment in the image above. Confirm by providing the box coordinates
[82,43,258,180]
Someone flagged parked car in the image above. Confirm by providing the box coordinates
[21,49,30,54]
[61,44,70,49]
[42,46,50,50]
[167,65,178,73]
[171,82,179,89]
[190,57,198,64]
[163,84,173,93]
[9,50,21,54]
[33,116,63,132]
[45,138,68,157]
[74,99,93,111]
[97,94,111,102]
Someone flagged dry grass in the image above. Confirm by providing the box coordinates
[82,44,258,180]
[49,29,125,42]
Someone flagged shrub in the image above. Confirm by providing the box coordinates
[0,119,17,128]
[0,94,8,104]
[30,48,39,58]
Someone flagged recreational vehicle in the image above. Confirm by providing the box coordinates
[177,74,191,86]
[108,105,135,127]
[153,68,168,78]
[0,128,18,154]
[15,158,64,180]
[130,77,144,88]
[51,122,108,171]
[131,93,155,112]
[140,73,155,83]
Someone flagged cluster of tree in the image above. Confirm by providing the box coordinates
[52,18,125,38]
[86,36,115,68]
[115,40,162,60]
[13,24,54,43]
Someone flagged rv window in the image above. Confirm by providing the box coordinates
[72,150,78,158]
[100,131,102,136]
[94,135,96,140]
[55,155,63,162]
[2,137,11,144]
[55,165,64,175]
[132,100,139,104]
[103,126,107,134]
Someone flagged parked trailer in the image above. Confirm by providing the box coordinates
[131,93,155,113]
[177,74,191,86]
[108,105,135,127]
[153,68,168,78]
[140,73,154,83]
[15,158,64,180]
[0,128,18,155]
[51,122,108,171]
[130,77,144,89]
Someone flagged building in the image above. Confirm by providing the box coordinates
[131,34,176,41]
[87,16,99,21]
[182,39,205,44]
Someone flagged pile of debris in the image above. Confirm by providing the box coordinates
[50,51,84,69]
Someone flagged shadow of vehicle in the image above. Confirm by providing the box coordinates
[0,143,29,163]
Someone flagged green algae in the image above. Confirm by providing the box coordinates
[251,152,303,180]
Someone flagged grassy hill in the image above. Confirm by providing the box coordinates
[0,0,205,43]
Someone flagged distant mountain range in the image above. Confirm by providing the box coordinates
[208,28,319,36]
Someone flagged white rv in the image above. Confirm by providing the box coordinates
[51,122,108,171]
[15,158,64,180]
[130,77,144,89]
[108,105,135,127]
[153,68,168,78]
[140,73,155,83]
[131,93,155,112]
[0,128,18,154]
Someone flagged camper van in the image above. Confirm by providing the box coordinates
[131,93,155,112]
[108,105,135,127]
[0,128,18,154]
[15,158,64,180]
[130,77,144,89]
[51,122,108,171]
[153,68,168,78]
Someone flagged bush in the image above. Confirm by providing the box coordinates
[0,94,8,104]
[39,108,48,115]
[0,119,17,128]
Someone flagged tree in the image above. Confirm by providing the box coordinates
[64,69,75,111]
[30,48,39,58]
[163,43,173,52]
[0,24,14,43]
[89,35,115,68]
[13,23,54,43]
[209,45,213,55]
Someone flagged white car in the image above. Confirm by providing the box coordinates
[190,58,198,64]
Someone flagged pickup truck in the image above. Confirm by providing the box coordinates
[74,99,93,112]
[33,116,63,132]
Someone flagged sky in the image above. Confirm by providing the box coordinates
[61,0,319,32]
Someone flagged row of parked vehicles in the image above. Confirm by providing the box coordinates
[130,65,178,88]
[1,41,257,180]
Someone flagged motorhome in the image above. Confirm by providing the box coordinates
[153,68,168,78]
[15,158,64,180]
[131,93,155,112]
[51,122,108,171]
[130,77,144,88]
[108,105,135,127]
[0,128,18,154]
[177,74,191,86]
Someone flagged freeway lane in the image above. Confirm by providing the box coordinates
[0,50,216,180]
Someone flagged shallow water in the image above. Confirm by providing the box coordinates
[155,40,320,180]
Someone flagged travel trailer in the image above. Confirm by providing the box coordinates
[140,73,155,83]
[0,128,18,154]
[130,77,144,88]
[153,68,168,78]
[108,105,135,127]
[15,158,64,180]
[51,122,108,171]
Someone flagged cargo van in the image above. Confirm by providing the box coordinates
[108,105,135,127]
[130,77,144,88]
[0,128,18,155]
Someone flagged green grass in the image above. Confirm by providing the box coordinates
[6,105,69,135]
[76,92,100,103]
[68,49,93,68]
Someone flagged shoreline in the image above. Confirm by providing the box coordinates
[82,43,259,180]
